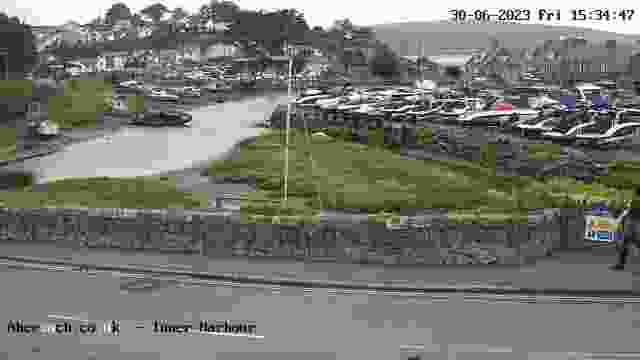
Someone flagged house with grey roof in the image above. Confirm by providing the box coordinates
[538,39,636,86]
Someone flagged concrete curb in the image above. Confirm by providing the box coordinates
[1,254,639,298]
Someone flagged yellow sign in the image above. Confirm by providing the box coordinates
[585,215,623,242]
[590,218,619,231]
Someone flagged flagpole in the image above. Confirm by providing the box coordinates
[283,42,294,206]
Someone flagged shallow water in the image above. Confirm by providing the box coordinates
[6,94,288,184]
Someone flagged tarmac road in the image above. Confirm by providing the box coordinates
[1,265,639,360]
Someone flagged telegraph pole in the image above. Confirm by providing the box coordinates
[283,41,296,205]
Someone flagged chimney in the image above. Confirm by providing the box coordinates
[606,40,617,74]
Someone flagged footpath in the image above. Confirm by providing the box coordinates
[1,241,639,297]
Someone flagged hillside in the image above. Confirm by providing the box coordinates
[371,20,640,55]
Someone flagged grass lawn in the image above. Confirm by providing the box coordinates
[0,127,17,162]
[0,128,635,225]
[48,79,114,129]
[206,129,631,223]
[526,143,562,161]
[0,176,209,209]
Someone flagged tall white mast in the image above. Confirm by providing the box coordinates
[283,41,295,205]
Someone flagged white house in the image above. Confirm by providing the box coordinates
[100,51,128,71]
[203,41,239,59]
[137,26,154,38]
[113,19,132,31]
[179,43,203,62]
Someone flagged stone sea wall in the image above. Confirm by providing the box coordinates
[0,206,586,265]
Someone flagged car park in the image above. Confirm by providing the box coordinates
[148,88,179,102]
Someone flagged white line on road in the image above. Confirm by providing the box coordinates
[188,329,265,339]
[48,314,89,322]
[581,353,640,359]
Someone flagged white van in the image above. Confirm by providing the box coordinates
[573,83,602,103]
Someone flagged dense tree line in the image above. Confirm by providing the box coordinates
[85,2,390,77]
[0,12,37,78]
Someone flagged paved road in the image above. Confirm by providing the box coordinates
[1,266,639,360]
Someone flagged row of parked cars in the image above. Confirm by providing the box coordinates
[292,84,640,149]
[116,80,232,103]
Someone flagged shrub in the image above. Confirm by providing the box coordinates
[479,143,497,170]
[415,127,433,145]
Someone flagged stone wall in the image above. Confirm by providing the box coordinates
[0,206,586,265]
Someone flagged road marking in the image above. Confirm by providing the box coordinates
[582,353,640,359]
[48,314,89,322]
[188,329,265,339]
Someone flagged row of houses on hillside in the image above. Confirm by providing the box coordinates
[40,35,329,75]
[31,14,231,52]
[533,39,640,87]
[415,36,640,89]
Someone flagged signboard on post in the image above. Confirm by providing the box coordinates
[584,204,623,242]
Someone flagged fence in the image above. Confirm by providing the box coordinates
[0,206,587,265]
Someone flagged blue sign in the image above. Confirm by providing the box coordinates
[585,204,624,242]
[559,95,577,112]
[591,95,609,111]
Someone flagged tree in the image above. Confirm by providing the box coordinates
[292,54,308,74]
[0,12,37,78]
[444,66,462,79]
[140,3,169,23]
[340,49,354,73]
[171,7,189,22]
[105,2,132,25]
[331,18,353,33]
[212,1,239,22]
[186,14,203,32]
[369,46,399,79]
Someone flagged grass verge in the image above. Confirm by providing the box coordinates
[0,176,209,209]
[206,129,632,223]
[0,127,17,161]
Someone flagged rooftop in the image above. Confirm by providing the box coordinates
[427,54,473,67]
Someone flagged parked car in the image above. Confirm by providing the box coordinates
[148,88,179,102]
[179,86,202,97]
[117,80,144,92]
[130,110,192,127]
[203,81,232,92]
[28,120,60,138]
[573,109,640,147]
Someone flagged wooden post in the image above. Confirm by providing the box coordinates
[192,215,203,255]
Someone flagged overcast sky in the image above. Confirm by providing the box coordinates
[3,0,639,34]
